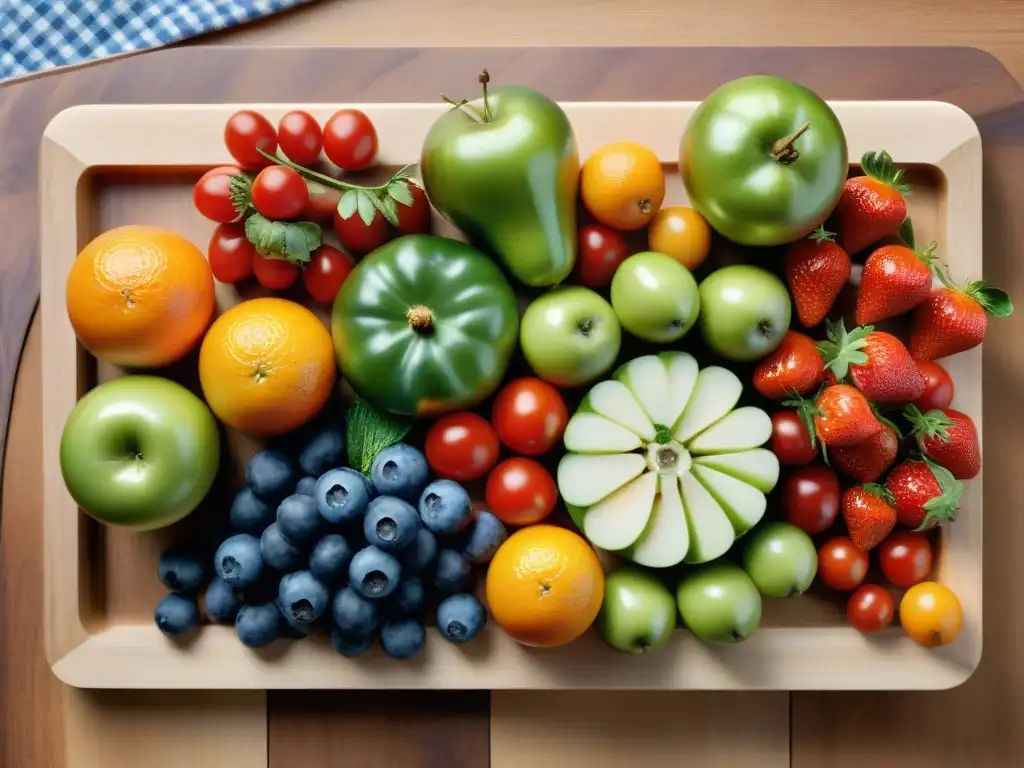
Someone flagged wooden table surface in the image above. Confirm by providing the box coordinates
[3,19,1024,768]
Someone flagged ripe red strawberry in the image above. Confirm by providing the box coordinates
[908,262,1013,360]
[855,243,936,325]
[817,319,925,404]
[834,150,909,255]
[903,405,981,480]
[786,384,882,449]
[784,227,851,327]
[832,422,900,483]
[884,459,962,530]
[753,331,824,400]
[842,484,897,551]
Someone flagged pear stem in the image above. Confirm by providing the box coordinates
[770,121,811,164]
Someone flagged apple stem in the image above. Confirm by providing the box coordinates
[440,94,487,123]
[770,121,811,164]
[478,69,494,122]
[406,305,436,335]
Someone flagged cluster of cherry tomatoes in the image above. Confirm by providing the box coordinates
[423,378,568,529]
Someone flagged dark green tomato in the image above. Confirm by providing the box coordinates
[421,83,579,287]
[681,75,848,247]
[332,235,519,418]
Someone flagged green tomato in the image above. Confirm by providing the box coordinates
[332,234,519,417]
[680,75,848,246]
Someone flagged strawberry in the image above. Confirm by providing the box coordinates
[784,227,851,327]
[884,458,962,530]
[842,484,897,551]
[908,261,1013,360]
[832,422,900,483]
[817,319,925,404]
[903,405,981,480]
[753,331,824,400]
[786,384,883,450]
[855,242,936,325]
[834,150,909,255]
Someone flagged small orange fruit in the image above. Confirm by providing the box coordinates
[199,297,336,436]
[581,141,665,231]
[485,524,604,647]
[66,225,215,367]
[899,582,963,647]
[647,205,712,271]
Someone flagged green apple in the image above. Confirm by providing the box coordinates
[676,562,762,643]
[60,375,221,530]
[598,568,677,654]
[698,265,792,362]
[520,286,621,387]
[742,521,818,597]
[610,251,700,343]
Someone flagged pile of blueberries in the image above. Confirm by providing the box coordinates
[153,424,508,660]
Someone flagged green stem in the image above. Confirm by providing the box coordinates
[440,94,486,123]
[256,148,412,194]
[479,69,493,121]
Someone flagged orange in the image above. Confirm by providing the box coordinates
[647,205,712,271]
[65,224,215,367]
[581,141,666,231]
[198,297,336,437]
[485,524,605,648]
[899,582,963,648]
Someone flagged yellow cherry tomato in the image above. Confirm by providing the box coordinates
[647,205,712,271]
[899,582,963,647]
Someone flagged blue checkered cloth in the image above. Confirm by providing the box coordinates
[1,0,312,82]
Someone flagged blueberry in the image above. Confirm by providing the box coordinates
[235,602,281,648]
[214,534,264,588]
[295,476,319,496]
[309,534,352,586]
[401,528,438,574]
[298,424,346,477]
[363,496,421,553]
[158,548,207,593]
[277,494,324,545]
[155,593,199,636]
[418,479,472,535]
[390,577,425,616]
[246,450,297,503]
[331,628,376,657]
[348,546,401,600]
[278,570,330,625]
[316,468,373,525]
[204,576,242,623]
[370,443,429,502]
[229,487,275,534]
[260,523,304,572]
[433,549,472,594]
[379,618,426,660]
[332,586,380,635]
[462,510,508,564]
[436,594,487,644]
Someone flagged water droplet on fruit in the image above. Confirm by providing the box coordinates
[362,570,388,595]
[326,484,348,508]
[382,461,400,481]
[376,517,397,542]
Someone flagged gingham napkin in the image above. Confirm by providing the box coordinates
[1,0,313,82]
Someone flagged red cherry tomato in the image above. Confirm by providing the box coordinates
[302,245,354,303]
[912,359,955,412]
[817,536,869,591]
[302,180,342,224]
[193,165,243,224]
[846,585,895,633]
[252,253,299,290]
[491,378,568,456]
[224,110,277,170]
[251,165,310,220]
[333,208,393,255]
[781,466,840,534]
[395,182,432,235]
[485,458,558,527]
[879,531,933,588]
[277,110,323,166]
[323,109,378,171]
[576,224,629,288]
[770,411,817,465]
[424,413,501,482]
[207,224,255,284]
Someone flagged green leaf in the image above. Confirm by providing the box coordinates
[338,189,359,220]
[344,399,413,476]
[244,212,322,265]
[781,394,820,451]
[294,221,322,252]
[973,286,1014,318]
[283,226,312,265]
[388,178,415,207]
[863,482,895,505]
[652,424,672,445]
[915,456,963,530]
[356,190,377,227]
[372,192,399,227]
[817,318,872,380]
[809,225,835,244]
[902,403,954,442]
[860,150,911,195]
[228,173,254,216]
[898,217,915,250]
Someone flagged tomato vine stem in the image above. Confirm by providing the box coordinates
[256,148,412,194]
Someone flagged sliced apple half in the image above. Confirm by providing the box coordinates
[692,449,779,494]
[691,463,766,537]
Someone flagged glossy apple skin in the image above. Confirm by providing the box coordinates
[598,568,677,654]
[60,375,221,530]
[698,264,792,362]
[610,251,700,343]
[741,521,818,598]
[519,286,622,388]
[676,562,762,643]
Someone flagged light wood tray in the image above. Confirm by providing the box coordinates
[41,101,982,690]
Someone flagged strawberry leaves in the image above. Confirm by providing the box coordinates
[917,456,963,530]
[860,150,911,195]
[932,260,1014,318]
[818,319,872,380]
[903,404,955,443]
[862,482,896,505]
[244,214,321,265]
[809,225,836,244]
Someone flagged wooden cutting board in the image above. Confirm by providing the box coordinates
[2,46,1023,768]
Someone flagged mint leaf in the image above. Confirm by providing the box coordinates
[356,190,377,227]
[345,399,413,476]
[244,213,322,265]
[338,189,359,220]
